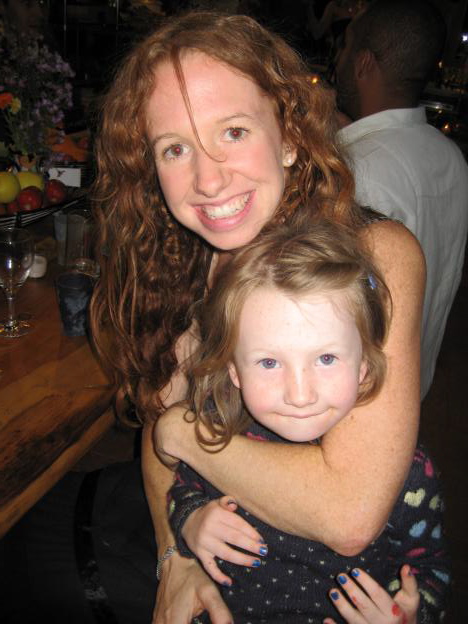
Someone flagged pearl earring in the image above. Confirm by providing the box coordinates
[283,152,294,167]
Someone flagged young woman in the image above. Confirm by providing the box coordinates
[162,221,448,623]
[88,10,426,624]
[1,10,425,624]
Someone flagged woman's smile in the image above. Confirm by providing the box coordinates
[195,191,254,230]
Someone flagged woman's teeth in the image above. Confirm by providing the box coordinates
[203,193,249,219]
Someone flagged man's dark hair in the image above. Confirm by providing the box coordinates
[350,0,446,99]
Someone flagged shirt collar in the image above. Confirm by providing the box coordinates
[338,107,428,146]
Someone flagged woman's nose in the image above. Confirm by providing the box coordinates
[193,149,231,197]
[284,369,318,408]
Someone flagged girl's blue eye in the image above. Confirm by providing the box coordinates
[225,127,248,141]
[259,358,278,369]
[318,354,336,366]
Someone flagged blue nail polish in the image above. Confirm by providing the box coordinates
[259,546,268,556]
[351,568,360,577]
[338,574,347,585]
[259,538,266,544]
[252,560,261,567]
[330,591,339,601]
[222,581,232,587]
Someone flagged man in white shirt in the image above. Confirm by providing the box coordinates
[335,0,468,399]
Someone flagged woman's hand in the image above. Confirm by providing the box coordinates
[324,565,419,624]
[182,496,267,586]
[152,552,233,624]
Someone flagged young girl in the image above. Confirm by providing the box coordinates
[163,220,450,624]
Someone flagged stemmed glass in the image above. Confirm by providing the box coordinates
[0,228,34,338]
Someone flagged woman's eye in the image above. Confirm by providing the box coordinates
[259,358,278,369]
[224,127,249,142]
[162,143,188,160]
[318,354,336,366]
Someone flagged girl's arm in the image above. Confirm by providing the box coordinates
[156,220,426,556]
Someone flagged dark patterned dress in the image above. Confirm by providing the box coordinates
[169,421,450,624]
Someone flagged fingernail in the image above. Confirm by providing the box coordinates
[227,499,236,506]
[222,580,232,587]
[252,559,261,567]
[259,546,268,556]
[259,538,266,544]
[337,574,347,585]
[351,568,360,577]
[330,590,339,601]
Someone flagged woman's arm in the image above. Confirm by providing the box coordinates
[157,220,426,556]
[141,326,233,624]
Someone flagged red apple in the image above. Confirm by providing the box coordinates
[45,179,67,204]
[6,199,20,214]
[17,186,43,212]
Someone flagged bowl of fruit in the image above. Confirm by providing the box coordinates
[0,170,76,228]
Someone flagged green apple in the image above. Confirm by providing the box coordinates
[0,171,21,203]
[15,171,45,191]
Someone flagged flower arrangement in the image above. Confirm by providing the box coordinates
[0,31,75,168]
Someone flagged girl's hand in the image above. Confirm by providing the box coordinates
[182,496,268,586]
[324,565,419,624]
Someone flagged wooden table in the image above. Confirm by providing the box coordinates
[0,261,115,538]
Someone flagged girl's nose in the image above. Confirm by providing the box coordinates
[284,369,318,408]
[193,149,231,198]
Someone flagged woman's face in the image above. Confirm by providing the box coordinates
[146,52,295,251]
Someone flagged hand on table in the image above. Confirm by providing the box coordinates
[182,496,268,586]
[324,565,419,624]
[152,552,233,624]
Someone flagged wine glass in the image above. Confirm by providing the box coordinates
[0,228,34,338]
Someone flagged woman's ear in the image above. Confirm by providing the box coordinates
[282,145,297,168]
[227,361,241,388]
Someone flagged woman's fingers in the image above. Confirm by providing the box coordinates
[153,555,232,624]
[198,581,234,624]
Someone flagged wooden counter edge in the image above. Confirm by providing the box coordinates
[0,406,115,539]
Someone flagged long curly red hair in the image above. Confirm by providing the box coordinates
[90,11,359,424]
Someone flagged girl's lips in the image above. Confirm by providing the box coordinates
[195,191,254,231]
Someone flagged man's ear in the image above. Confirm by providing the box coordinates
[354,48,376,81]
[227,361,241,389]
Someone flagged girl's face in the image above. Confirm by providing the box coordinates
[228,287,367,442]
[146,52,295,251]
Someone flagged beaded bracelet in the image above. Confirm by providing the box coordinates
[156,545,178,580]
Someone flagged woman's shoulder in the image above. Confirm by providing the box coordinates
[360,216,425,279]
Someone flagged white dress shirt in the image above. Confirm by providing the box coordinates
[338,107,468,398]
